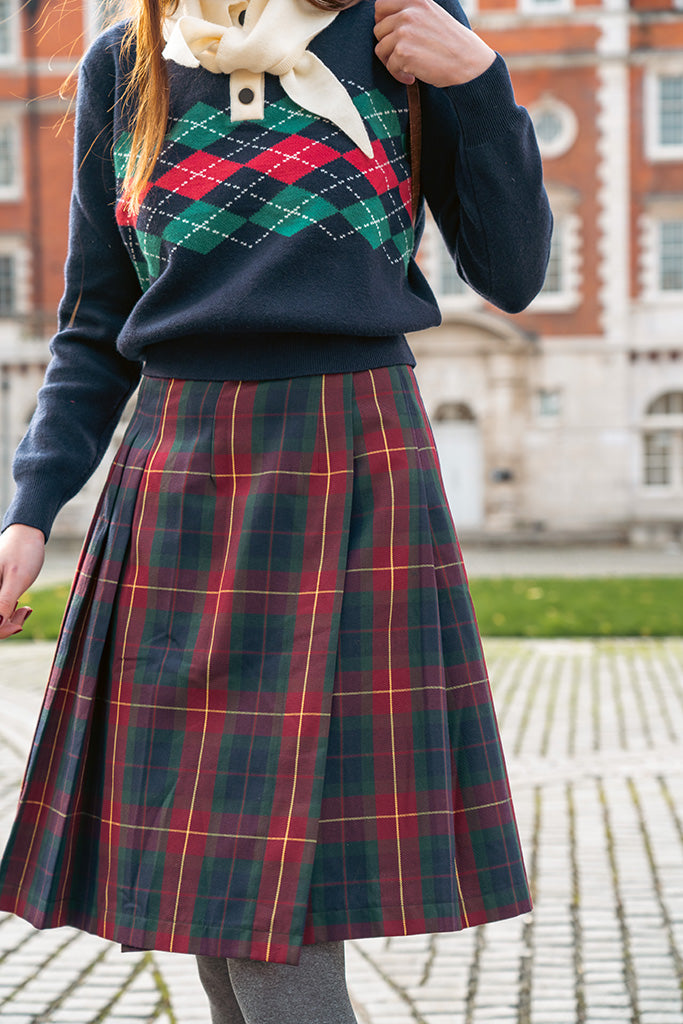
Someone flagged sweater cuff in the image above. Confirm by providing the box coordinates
[2,486,63,542]
[444,53,527,148]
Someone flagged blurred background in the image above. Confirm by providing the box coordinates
[0,0,682,551]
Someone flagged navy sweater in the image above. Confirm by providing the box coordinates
[4,0,552,539]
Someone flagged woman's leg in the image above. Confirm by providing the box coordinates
[227,941,358,1024]
[196,955,247,1024]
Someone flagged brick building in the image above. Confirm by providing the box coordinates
[417,0,683,541]
[1,0,682,541]
[0,0,129,535]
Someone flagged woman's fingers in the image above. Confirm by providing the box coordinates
[0,524,45,640]
[374,0,495,88]
[0,604,32,639]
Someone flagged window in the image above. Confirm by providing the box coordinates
[0,119,22,200]
[0,0,19,64]
[645,70,683,160]
[436,247,469,299]
[0,252,16,316]
[659,76,683,146]
[640,204,683,300]
[420,214,478,311]
[541,227,564,294]
[659,221,683,292]
[529,96,578,159]
[0,238,28,318]
[642,392,683,490]
[643,432,672,486]
[529,193,581,311]
[520,0,572,15]
[536,389,562,418]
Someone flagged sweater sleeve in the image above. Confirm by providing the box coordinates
[418,0,553,313]
[2,38,143,541]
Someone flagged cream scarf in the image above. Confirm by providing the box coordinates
[162,0,373,157]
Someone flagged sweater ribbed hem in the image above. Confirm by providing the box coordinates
[141,332,415,382]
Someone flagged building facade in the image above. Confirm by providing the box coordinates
[417,0,683,541]
[1,0,682,541]
[0,0,126,536]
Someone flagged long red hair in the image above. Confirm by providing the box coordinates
[115,0,358,214]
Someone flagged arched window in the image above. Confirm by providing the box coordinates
[642,391,683,487]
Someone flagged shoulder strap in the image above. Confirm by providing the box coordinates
[407,81,422,223]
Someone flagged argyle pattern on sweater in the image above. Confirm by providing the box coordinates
[114,89,414,292]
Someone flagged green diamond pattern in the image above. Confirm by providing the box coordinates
[167,102,234,148]
[250,184,337,238]
[136,230,162,288]
[353,90,401,142]
[341,195,392,250]
[113,133,131,181]
[162,201,247,254]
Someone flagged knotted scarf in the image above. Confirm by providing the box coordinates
[162,0,374,157]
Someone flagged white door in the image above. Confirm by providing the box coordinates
[432,421,483,529]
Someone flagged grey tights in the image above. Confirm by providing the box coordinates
[195,941,358,1024]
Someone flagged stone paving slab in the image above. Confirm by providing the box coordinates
[0,638,682,1023]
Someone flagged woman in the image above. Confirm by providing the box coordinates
[0,0,551,1020]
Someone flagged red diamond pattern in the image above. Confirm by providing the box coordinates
[154,151,242,199]
[246,135,340,184]
[344,139,399,196]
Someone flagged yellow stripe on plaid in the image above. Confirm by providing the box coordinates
[170,382,243,948]
[265,376,333,960]
[368,368,407,935]
[104,379,176,929]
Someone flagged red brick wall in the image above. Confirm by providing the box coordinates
[0,0,81,334]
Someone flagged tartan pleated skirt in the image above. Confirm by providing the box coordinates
[0,364,531,964]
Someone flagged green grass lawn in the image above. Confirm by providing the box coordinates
[468,576,683,637]
[9,576,683,640]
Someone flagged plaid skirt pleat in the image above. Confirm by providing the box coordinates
[0,365,531,964]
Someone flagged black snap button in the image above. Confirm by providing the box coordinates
[238,87,255,104]
[238,9,246,24]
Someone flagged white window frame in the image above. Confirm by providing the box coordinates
[644,66,683,162]
[0,0,21,67]
[639,199,683,303]
[0,113,23,202]
[528,190,581,312]
[519,0,573,17]
[529,95,578,160]
[0,236,29,318]
[640,394,683,493]
[419,213,480,315]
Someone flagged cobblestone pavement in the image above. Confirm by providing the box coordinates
[1,639,682,1024]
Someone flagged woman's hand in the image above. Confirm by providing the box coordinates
[374,0,496,87]
[0,524,46,639]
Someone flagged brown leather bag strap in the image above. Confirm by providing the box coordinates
[407,81,422,223]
